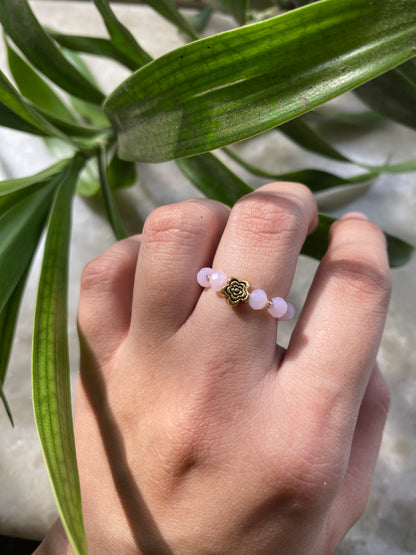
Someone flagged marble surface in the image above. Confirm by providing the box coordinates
[0,3,415,553]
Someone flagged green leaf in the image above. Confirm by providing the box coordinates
[367,158,416,174]
[92,0,152,68]
[105,0,416,163]
[70,97,110,129]
[223,148,378,192]
[0,181,56,314]
[107,153,137,190]
[5,37,77,123]
[355,59,416,130]
[386,232,415,268]
[51,45,110,127]
[0,69,84,146]
[189,7,214,36]
[216,0,248,25]
[0,384,13,425]
[278,118,351,163]
[316,107,384,125]
[97,146,128,239]
[301,213,414,268]
[0,159,69,196]
[0,69,62,137]
[0,0,104,103]
[58,44,101,89]
[76,157,100,197]
[35,106,110,139]
[0,100,46,135]
[32,153,87,555]
[0,266,30,426]
[177,152,253,206]
[301,212,333,261]
[49,30,139,72]
[141,0,199,41]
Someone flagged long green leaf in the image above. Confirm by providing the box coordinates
[35,106,110,139]
[355,59,416,130]
[223,148,378,192]
[0,69,85,146]
[0,100,46,135]
[0,0,104,104]
[5,37,77,123]
[49,30,139,71]
[301,213,414,268]
[0,159,69,196]
[76,157,100,197]
[32,153,87,555]
[0,181,56,314]
[97,145,127,239]
[177,152,253,206]
[105,0,416,162]
[92,0,152,68]
[141,0,198,41]
[0,266,30,426]
[367,159,416,174]
[216,0,248,25]
[189,7,214,36]
[315,107,384,125]
[70,97,110,129]
[278,118,351,163]
[0,385,13,425]
[0,69,61,136]
[107,152,137,190]
[52,44,110,128]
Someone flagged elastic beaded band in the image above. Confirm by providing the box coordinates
[197,268,295,321]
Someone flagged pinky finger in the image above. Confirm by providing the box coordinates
[326,363,390,545]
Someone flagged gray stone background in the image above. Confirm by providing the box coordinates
[0,2,415,553]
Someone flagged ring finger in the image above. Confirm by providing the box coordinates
[190,182,317,358]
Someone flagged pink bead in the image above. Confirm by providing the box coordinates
[249,289,267,310]
[267,297,288,319]
[197,267,213,287]
[280,301,295,321]
[209,271,228,291]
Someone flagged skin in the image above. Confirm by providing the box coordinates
[36,182,391,554]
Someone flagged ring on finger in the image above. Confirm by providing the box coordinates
[197,267,295,320]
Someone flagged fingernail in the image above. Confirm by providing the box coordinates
[340,211,369,221]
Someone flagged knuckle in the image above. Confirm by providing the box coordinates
[232,194,305,246]
[143,201,219,248]
[329,259,392,308]
[280,452,337,510]
[80,253,122,294]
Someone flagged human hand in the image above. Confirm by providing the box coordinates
[38,182,391,554]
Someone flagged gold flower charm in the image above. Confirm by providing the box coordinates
[221,277,251,306]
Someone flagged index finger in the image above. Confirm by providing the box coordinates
[277,214,391,454]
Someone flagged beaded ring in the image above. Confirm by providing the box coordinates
[197,267,295,320]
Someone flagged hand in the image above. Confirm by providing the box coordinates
[37,182,391,554]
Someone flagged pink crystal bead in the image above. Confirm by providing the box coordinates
[280,301,295,321]
[267,296,288,319]
[197,267,213,287]
[248,289,267,310]
[209,271,228,291]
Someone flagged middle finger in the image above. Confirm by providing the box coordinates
[191,182,317,357]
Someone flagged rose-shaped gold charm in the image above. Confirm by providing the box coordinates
[221,277,251,306]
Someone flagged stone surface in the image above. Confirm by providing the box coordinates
[0,3,415,553]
